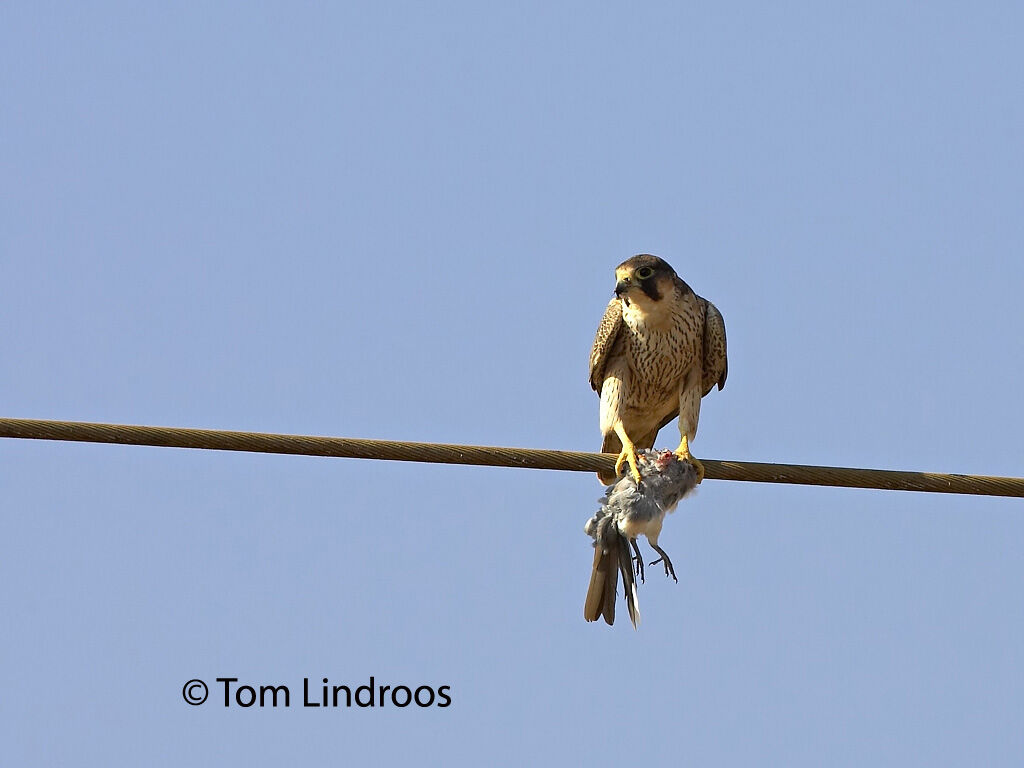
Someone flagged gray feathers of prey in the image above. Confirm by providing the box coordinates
[583,449,698,629]
[585,450,698,541]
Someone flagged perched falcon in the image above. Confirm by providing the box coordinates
[589,254,728,485]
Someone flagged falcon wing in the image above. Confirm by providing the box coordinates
[589,298,624,393]
[701,298,728,396]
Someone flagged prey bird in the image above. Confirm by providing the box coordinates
[590,254,728,485]
[584,449,698,628]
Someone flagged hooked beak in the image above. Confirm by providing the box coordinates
[614,279,631,298]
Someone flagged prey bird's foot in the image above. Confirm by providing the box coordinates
[615,446,643,485]
[649,545,678,583]
[630,539,645,583]
[674,448,705,484]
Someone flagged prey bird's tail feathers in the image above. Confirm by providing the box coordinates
[583,528,640,629]
[616,534,640,629]
[584,537,617,625]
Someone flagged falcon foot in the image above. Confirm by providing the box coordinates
[615,445,643,485]
[649,544,678,583]
[674,442,705,484]
[630,538,645,583]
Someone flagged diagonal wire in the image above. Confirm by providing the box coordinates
[1,417,1022,498]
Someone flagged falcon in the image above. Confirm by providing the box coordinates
[589,254,728,485]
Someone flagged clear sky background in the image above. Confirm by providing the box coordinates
[3,2,1023,765]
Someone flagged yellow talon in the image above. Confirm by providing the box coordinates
[674,435,705,484]
[686,454,705,484]
[615,446,643,485]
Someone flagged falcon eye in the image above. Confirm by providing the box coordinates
[636,267,654,280]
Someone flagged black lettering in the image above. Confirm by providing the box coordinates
[355,676,375,707]
[391,686,412,707]
[217,678,238,707]
[303,678,321,707]
[436,686,452,707]
[332,685,352,707]
[236,685,257,707]
[260,684,289,707]
[414,686,435,707]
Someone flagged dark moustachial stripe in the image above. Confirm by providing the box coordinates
[640,278,661,301]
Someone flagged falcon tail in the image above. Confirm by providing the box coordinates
[584,533,640,629]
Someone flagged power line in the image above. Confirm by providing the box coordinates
[1,417,1021,498]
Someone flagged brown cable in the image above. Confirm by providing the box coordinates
[1,417,1021,497]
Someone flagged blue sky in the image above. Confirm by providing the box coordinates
[3,2,1022,765]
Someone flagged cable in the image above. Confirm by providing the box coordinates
[1,417,1021,497]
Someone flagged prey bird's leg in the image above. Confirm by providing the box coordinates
[674,433,705,484]
[649,544,678,583]
[629,538,645,583]
[613,422,643,484]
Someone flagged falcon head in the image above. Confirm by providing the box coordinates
[613,254,679,308]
